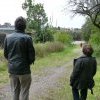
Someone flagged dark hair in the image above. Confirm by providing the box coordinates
[15,16,26,32]
[82,44,94,56]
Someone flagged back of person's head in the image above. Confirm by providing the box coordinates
[15,16,26,32]
[82,44,94,56]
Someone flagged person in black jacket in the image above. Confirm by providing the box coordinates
[70,44,97,100]
[4,16,35,100]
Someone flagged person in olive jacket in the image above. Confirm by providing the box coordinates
[4,16,35,100]
[70,44,97,100]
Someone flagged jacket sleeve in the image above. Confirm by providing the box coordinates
[93,58,97,76]
[27,37,35,65]
[4,37,8,59]
[70,59,83,86]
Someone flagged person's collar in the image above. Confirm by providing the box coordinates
[81,54,92,58]
[15,29,25,33]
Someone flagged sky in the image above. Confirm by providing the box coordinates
[0,0,86,28]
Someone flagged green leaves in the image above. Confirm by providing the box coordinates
[23,0,48,32]
[22,0,50,43]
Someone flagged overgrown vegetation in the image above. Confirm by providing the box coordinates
[34,42,65,58]
[54,31,72,44]
[89,33,100,56]
[81,17,100,56]
[0,50,8,86]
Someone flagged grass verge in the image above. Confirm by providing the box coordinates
[32,45,75,73]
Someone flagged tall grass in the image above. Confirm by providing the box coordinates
[45,42,64,53]
[34,42,65,58]
[0,49,8,86]
[35,43,47,58]
[0,50,7,71]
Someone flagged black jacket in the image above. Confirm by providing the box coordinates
[4,31,35,75]
[70,55,97,89]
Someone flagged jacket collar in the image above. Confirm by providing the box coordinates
[15,30,25,33]
[80,55,92,58]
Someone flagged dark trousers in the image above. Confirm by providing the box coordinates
[72,88,88,100]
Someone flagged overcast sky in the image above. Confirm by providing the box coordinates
[0,0,86,28]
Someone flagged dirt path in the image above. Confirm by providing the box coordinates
[0,62,72,100]
[0,47,82,100]
[30,61,73,100]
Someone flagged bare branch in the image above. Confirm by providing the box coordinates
[67,0,100,29]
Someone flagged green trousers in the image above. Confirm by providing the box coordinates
[9,74,31,100]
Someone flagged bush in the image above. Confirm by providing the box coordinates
[42,28,54,42]
[54,31,72,44]
[33,27,54,43]
[89,33,100,56]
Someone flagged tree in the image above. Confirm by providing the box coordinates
[81,17,100,41]
[69,28,82,41]
[68,0,100,29]
[3,23,11,27]
[81,18,92,41]
[22,0,48,42]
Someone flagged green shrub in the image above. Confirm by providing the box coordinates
[89,33,100,56]
[54,31,72,44]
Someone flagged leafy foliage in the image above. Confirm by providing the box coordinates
[81,17,100,41]
[89,33,100,56]
[22,0,50,43]
[33,26,54,43]
[81,18,92,41]
[81,17,100,56]
[54,31,73,44]
[69,28,82,41]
